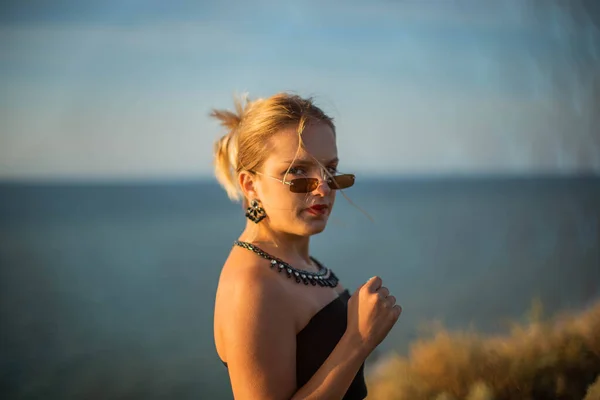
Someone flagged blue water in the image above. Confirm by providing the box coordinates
[1,176,599,399]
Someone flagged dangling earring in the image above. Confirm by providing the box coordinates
[245,199,266,223]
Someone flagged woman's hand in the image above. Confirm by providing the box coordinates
[345,276,402,355]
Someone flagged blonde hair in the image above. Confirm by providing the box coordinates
[210,92,335,204]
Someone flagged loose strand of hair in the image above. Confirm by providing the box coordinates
[308,152,375,224]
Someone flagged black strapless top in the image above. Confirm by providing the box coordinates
[221,288,368,399]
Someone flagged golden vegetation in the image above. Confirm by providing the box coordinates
[366,298,600,400]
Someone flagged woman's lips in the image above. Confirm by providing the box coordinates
[306,205,329,215]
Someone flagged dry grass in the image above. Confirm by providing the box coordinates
[366,298,600,400]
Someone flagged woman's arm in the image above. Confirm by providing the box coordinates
[293,276,400,400]
[224,270,298,400]
[290,332,367,400]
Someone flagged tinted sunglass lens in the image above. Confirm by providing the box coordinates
[289,178,319,193]
[289,180,303,193]
[329,174,355,189]
[290,176,354,192]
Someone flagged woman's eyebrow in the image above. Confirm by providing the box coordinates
[279,157,339,165]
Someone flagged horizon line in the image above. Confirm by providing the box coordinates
[1,171,598,186]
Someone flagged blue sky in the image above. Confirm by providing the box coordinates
[1,0,598,180]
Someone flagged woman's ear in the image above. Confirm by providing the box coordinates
[239,171,257,199]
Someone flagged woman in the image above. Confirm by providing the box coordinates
[212,92,402,400]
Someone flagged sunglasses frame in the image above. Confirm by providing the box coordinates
[251,170,355,193]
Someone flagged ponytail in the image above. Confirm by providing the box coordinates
[210,95,248,202]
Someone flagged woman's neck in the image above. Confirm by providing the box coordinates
[239,223,311,265]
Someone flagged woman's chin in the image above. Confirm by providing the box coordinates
[301,218,329,235]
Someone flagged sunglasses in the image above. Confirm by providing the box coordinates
[253,171,355,193]
[287,174,355,193]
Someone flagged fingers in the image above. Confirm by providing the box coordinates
[364,277,402,319]
[385,295,396,307]
[364,276,382,292]
[376,287,397,308]
[378,286,390,299]
[392,304,402,319]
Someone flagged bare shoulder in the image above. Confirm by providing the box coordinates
[214,250,297,399]
[215,249,291,324]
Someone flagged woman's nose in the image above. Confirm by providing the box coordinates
[312,171,332,196]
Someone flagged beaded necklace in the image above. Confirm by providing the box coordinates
[233,241,339,288]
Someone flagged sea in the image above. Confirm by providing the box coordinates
[1,176,599,399]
